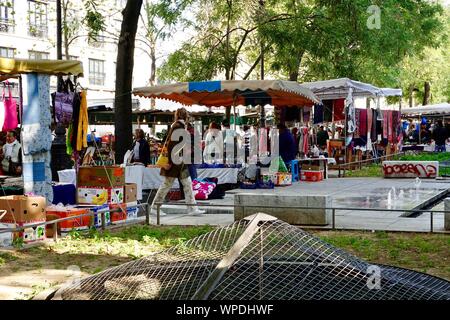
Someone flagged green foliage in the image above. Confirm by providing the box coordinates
[399,152,450,163]
[344,164,383,178]
[83,0,106,41]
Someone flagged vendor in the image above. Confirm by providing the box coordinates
[132,129,151,166]
[1,131,22,176]
[278,124,297,163]
[317,126,329,150]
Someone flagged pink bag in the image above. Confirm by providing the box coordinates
[2,83,19,132]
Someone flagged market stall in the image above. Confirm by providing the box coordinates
[133,80,321,189]
[303,78,403,165]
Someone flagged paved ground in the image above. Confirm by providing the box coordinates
[155,177,450,233]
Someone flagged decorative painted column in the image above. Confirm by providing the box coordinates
[22,73,53,203]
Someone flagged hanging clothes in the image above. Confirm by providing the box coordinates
[359,109,367,139]
[383,110,388,139]
[371,109,377,143]
[333,99,345,122]
[354,109,361,138]
[70,92,81,151]
[313,104,324,124]
[388,110,394,143]
[76,90,89,151]
[323,100,333,122]
[2,83,18,132]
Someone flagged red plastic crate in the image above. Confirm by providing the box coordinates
[46,208,91,233]
[301,170,324,182]
[110,204,127,224]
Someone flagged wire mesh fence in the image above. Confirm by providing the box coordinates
[53,213,450,300]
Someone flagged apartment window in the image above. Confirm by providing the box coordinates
[115,0,126,8]
[0,0,15,33]
[89,59,105,86]
[28,0,48,38]
[89,33,106,48]
[0,47,15,58]
[29,50,49,60]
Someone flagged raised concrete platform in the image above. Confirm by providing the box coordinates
[234,194,331,226]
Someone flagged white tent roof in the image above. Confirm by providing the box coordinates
[303,78,402,100]
[402,103,450,116]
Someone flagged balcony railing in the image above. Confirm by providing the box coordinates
[28,24,48,38]
[0,18,15,33]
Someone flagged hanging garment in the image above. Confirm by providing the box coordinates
[22,74,52,155]
[303,110,310,123]
[388,110,394,143]
[323,100,333,122]
[371,109,377,143]
[359,109,368,139]
[354,109,361,138]
[303,127,310,153]
[2,83,19,132]
[313,104,324,124]
[383,110,388,139]
[333,99,345,122]
[70,92,82,152]
[76,90,89,151]
[66,124,74,155]
[52,79,75,125]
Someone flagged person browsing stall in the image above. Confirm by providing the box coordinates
[132,129,151,166]
[1,131,22,176]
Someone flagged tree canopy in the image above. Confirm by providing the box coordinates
[156,0,449,103]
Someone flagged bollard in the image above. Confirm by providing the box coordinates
[430,211,433,233]
[332,209,336,230]
[101,211,106,231]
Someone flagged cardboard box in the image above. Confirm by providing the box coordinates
[275,173,292,186]
[126,205,139,221]
[46,207,91,233]
[77,187,124,205]
[124,183,137,203]
[301,170,324,182]
[261,173,277,183]
[110,203,127,225]
[0,196,46,224]
[73,205,111,228]
[2,221,46,244]
[77,166,125,188]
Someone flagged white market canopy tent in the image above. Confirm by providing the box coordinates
[303,78,402,100]
[402,103,450,116]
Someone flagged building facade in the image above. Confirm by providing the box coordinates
[0,0,151,109]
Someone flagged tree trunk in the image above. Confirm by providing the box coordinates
[288,50,304,82]
[114,0,143,164]
[408,85,414,108]
[423,81,431,106]
[150,44,156,109]
[63,0,70,59]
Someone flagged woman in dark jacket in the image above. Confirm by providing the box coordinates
[132,129,151,166]
[150,108,205,216]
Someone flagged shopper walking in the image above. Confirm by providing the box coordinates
[151,108,205,216]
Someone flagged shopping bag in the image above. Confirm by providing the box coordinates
[2,83,19,132]
[52,79,75,126]
[269,156,288,173]
[156,147,169,168]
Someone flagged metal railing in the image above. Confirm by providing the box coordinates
[152,202,449,234]
[337,152,405,177]
[0,201,448,248]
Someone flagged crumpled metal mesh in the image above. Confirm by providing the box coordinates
[53,216,450,300]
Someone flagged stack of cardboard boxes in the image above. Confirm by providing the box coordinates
[0,196,47,247]
[76,166,138,225]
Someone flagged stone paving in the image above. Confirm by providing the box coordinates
[154,178,450,233]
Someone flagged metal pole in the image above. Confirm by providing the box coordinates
[146,203,151,226]
[53,222,58,242]
[430,211,433,233]
[332,209,336,230]
[101,211,106,230]
[56,0,63,88]
[157,204,161,226]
